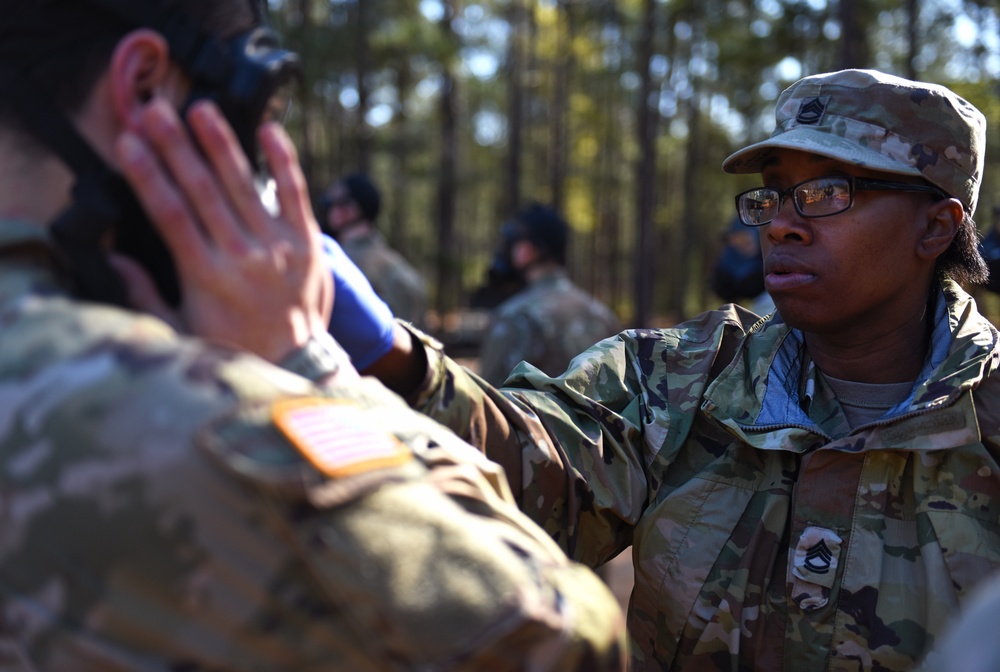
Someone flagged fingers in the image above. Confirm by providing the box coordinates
[106,252,182,330]
[114,96,333,361]
[186,102,275,241]
[137,99,252,254]
[115,129,214,281]
[260,122,315,240]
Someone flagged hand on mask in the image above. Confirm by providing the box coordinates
[113,99,332,364]
[321,234,397,370]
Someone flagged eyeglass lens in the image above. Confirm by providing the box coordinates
[737,177,853,226]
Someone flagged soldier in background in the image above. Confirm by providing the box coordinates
[976,203,1000,294]
[477,203,622,386]
[0,0,628,669]
[709,215,775,316]
[318,172,429,328]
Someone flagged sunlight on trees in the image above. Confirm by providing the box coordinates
[266,0,1000,328]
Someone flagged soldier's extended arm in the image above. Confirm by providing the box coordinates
[318,232,647,567]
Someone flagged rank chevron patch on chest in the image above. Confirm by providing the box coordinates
[792,525,842,589]
[804,540,834,574]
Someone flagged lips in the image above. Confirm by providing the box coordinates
[764,255,816,292]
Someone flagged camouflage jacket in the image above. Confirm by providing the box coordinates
[409,279,1000,671]
[0,221,627,671]
[341,230,428,328]
[478,269,622,386]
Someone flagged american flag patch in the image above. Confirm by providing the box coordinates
[271,398,411,478]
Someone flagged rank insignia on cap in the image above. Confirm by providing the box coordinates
[796,96,829,125]
[271,398,411,478]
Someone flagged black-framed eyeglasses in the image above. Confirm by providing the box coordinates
[735,176,949,227]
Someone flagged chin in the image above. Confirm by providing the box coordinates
[769,300,824,333]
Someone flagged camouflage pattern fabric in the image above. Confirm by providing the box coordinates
[478,269,622,386]
[723,69,986,215]
[406,279,1000,671]
[0,221,627,671]
[340,230,428,328]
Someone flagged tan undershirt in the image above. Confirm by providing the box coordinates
[821,374,914,429]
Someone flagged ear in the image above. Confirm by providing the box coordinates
[107,29,178,131]
[917,198,962,261]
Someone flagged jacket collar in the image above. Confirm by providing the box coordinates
[702,281,998,451]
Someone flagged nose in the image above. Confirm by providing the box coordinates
[764,197,811,244]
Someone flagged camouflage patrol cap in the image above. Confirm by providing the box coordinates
[722,69,987,215]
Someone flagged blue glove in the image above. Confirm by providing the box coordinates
[322,234,396,370]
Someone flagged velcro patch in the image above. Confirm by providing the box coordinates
[792,525,842,588]
[272,398,411,478]
[794,95,829,125]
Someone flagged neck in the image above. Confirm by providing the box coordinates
[523,260,561,283]
[336,221,374,242]
[803,293,933,384]
[0,75,118,229]
[0,130,73,227]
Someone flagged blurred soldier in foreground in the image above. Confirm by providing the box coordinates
[330,69,1000,670]
[915,570,1000,672]
[0,0,627,669]
[318,172,429,328]
[477,203,622,386]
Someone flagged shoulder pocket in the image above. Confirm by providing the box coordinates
[197,396,423,509]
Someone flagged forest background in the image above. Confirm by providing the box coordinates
[266,0,1000,338]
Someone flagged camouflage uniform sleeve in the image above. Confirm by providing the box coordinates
[407,322,651,568]
[199,376,629,671]
[275,330,350,383]
[0,302,625,671]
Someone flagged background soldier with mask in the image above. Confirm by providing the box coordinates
[0,1,627,669]
[318,172,429,328]
[477,203,622,386]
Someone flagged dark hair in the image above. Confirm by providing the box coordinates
[513,202,569,265]
[938,211,988,286]
[0,0,255,125]
[341,173,381,222]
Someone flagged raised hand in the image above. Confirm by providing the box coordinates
[113,99,332,363]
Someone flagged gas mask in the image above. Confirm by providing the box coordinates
[1,0,300,307]
[492,220,529,283]
[183,26,300,172]
[472,220,528,308]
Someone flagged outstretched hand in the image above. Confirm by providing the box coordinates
[112,99,332,363]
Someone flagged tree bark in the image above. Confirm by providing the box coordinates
[435,1,460,323]
[634,0,657,326]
